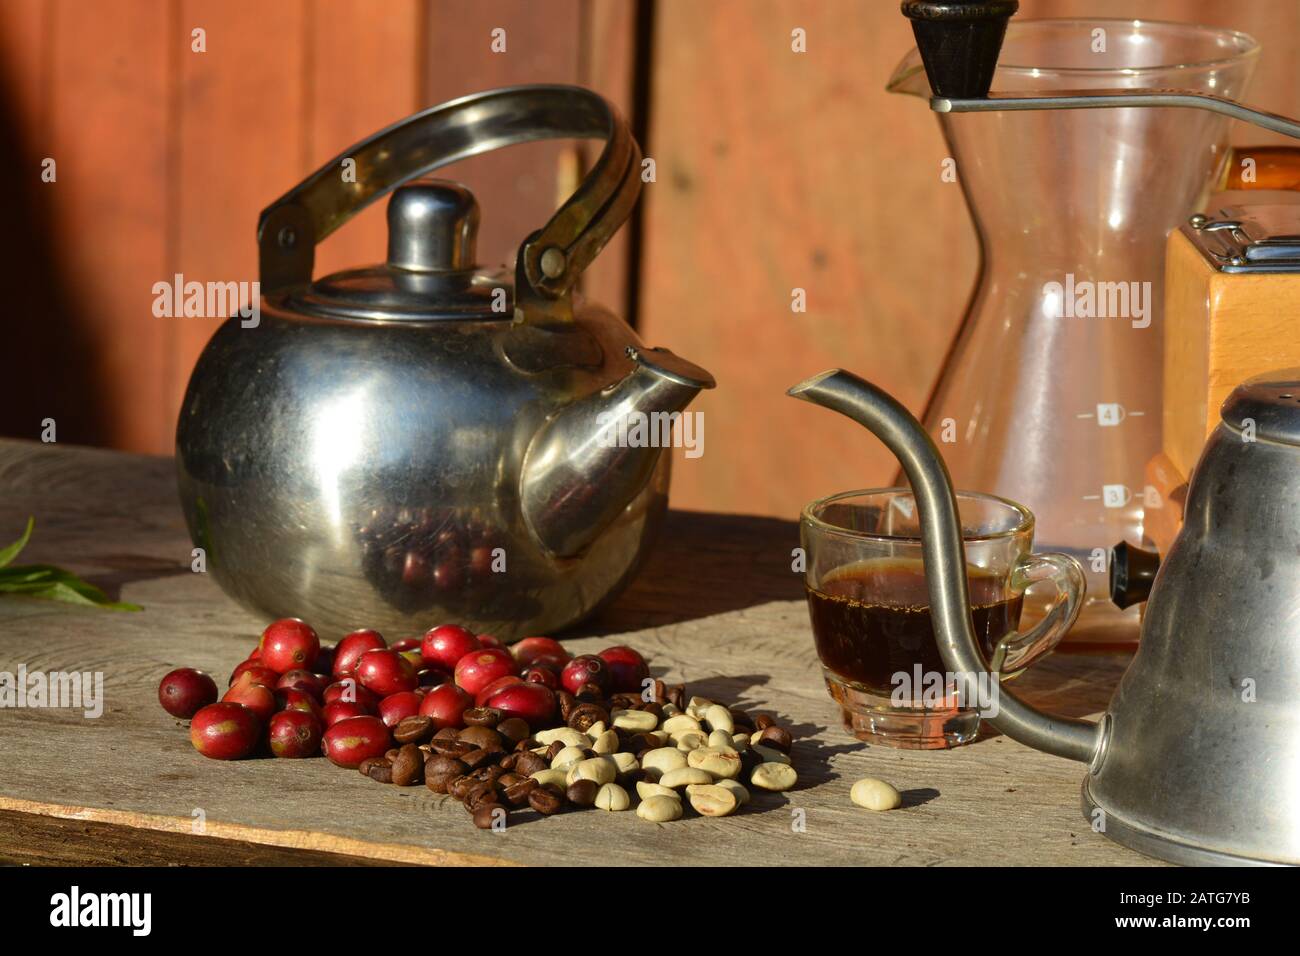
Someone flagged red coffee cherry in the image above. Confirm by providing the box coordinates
[190,702,261,760]
[597,646,650,694]
[355,648,418,696]
[222,681,277,723]
[560,655,611,695]
[511,636,570,668]
[229,661,279,688]
[420,624,480,671]
[268,709,322,758]
[378,690,424,728]
[323,679,379,710]
[418,682,473,729]
[322,700,371,727]
[258,618,321,675]
[275,669,328,701]
[485,681,556,727]
[333,629,387,678]
[322,715,391,768]
[274,687,324,722]
[158,668,218,718]
[454,648,517,695]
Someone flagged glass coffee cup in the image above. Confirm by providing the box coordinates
[801,488,1085,749]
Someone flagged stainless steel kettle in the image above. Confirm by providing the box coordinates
[177,85,713,640]
[790,367,1300,866]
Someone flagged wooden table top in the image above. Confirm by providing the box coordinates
[0,438,1153,866]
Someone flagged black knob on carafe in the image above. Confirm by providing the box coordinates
[900,0,1018,99]
[1109,541,1161,609]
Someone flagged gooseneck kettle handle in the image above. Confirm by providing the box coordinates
[787,369,1103,764]
[256,84,640,303]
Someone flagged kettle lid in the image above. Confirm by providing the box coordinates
[1221,368,1300,445]
[280,180,511,321]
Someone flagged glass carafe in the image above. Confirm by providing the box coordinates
[888,19,1259,644]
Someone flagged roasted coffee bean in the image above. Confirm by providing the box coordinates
[424,754,468,776]
[557,690,577,721]
[432,737,475,757]
[514,737,538,752]
[461,748,498,770]
[367,761,394,784]
[448,775,478,801]
[498,772,525,789]
[504,778,538,807]
[462,706,504,727]
[638,701,665,721]
[464,781,501,811]
[514,751,547,776]
[616,767,644,789]
[608,693,640,711]
[545,740,567,762]
[528,783,565,815]
[457,726,504,751]
[575,682,604,703]
[566,779,599,807]
[497,752,519,771]
[391,744,423,786]
[426,771,459,794]
[358,756,387,777]
[393,715,434,744]
[384,748,400,761]
[468,764,505,785]
[620,732,650,753]
[473,803,507,830]
[567,703,609,733]
[433,726,461,742]
[754,714,775,731]
[652,679,667,703]
[496,717,531,744]
[668,684,686,710]
[758,725,793,753]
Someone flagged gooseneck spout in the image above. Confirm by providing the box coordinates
[787,369,1100,763]
[521,346,714,559]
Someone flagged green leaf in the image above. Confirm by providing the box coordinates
[0,517,141,611]
[0,517,34,569]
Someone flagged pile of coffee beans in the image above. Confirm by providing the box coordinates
[160,619,798,832]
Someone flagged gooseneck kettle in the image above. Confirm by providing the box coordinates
[790,367,1300,865]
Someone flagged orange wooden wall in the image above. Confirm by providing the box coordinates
[2,0,1298,524]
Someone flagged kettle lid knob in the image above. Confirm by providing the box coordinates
[387,180,479,273]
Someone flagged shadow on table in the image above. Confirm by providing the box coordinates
[583,510,805,635]
[84,554,192,602]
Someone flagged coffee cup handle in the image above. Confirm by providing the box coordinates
[989,552,1086,676]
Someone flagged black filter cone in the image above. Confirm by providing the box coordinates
[901,1,1018,99]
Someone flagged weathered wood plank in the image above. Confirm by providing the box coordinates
[0,808,413,867]
[0,439,1151,865]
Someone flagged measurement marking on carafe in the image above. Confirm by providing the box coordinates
[1083,485,1134,508]
[1077,404,1145,426]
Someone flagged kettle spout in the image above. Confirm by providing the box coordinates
[521,346,715,558]
[787,368,1100,764]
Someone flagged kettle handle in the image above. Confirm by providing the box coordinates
[256,84,640,304]
[788,369,1104,765]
